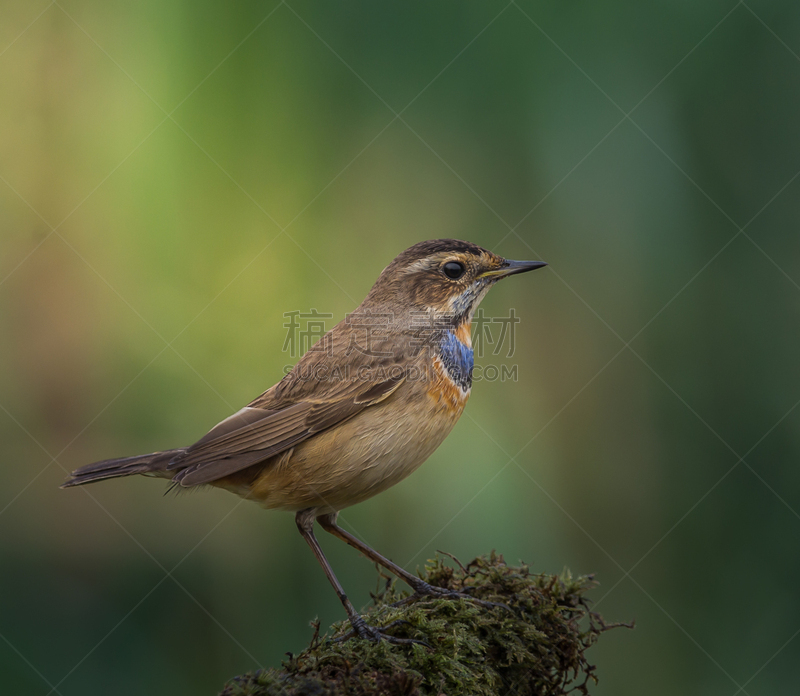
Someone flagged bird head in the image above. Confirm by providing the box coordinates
[363,239,546,328]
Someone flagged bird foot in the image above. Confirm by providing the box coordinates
[398,579,511,613]
[408,579,469,599]
[335,618,429,647]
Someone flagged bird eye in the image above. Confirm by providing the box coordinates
[442,261,466,280]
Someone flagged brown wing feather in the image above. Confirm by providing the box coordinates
[170,373,405,487]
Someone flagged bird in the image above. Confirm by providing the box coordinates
[62,239,547,643]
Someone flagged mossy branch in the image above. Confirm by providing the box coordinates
[220,552,631,696]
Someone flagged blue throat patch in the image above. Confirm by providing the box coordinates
[439,330,474,391]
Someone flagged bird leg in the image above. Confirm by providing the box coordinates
[316,512,491,606]
[294,509,422,645]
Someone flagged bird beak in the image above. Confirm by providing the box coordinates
[479,259,548,279]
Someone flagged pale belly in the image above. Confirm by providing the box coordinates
[233,374,468,514]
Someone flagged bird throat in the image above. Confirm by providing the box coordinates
[438,322,474,392]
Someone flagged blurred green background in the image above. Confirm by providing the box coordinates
[2,1,800,694]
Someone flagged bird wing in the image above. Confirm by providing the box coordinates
[169,372,405,487]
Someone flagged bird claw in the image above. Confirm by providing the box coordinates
[335,618,429,647]
[404,580,513,613]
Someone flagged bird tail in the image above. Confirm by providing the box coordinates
[61,450,181,488]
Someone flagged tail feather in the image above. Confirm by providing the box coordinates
[61,449,182,488]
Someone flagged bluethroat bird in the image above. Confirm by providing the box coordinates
[63,239,546,643]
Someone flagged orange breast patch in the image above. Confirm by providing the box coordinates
[427,356,470,413]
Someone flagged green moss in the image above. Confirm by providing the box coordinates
[221,552,630,696]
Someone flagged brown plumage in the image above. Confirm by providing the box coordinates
[62,239,547,643]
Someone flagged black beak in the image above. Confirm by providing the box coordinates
[480,259,548,279]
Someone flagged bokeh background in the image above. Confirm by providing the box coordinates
[2,1,800,694]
